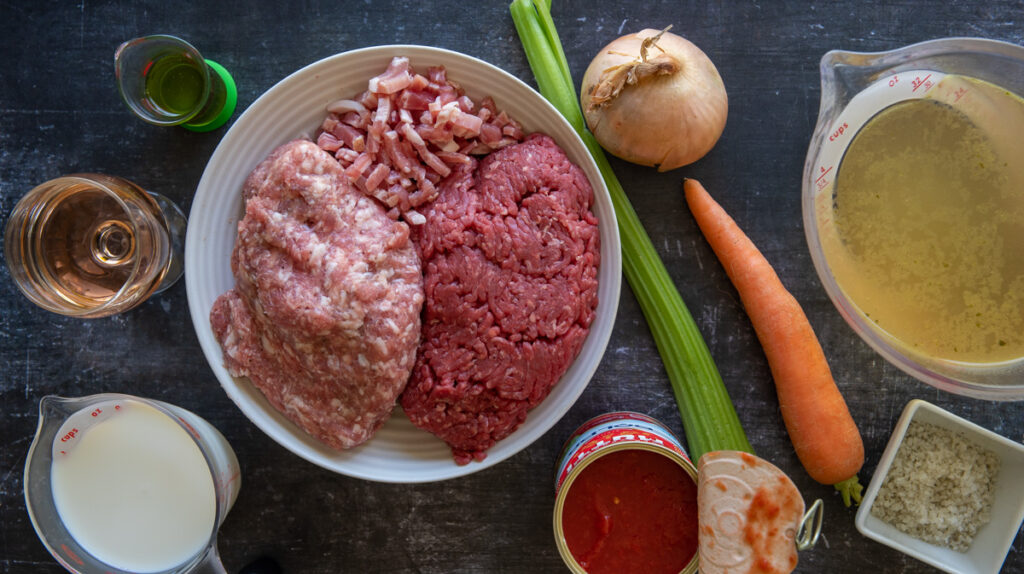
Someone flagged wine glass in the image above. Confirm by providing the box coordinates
[4,174,186,318]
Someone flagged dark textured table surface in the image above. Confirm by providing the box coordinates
[3,2,1024,573]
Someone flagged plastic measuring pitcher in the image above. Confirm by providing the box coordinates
[24,394,241,573]
[802,38,1024,399]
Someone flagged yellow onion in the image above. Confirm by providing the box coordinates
[581,27,728,172]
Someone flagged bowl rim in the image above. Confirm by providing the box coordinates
[183,44,621,482]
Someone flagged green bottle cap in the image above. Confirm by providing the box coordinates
[183,59,237,132]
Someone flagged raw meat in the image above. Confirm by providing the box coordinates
[401,133,600,464]
[210,140,424,449]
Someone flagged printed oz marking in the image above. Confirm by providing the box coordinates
[912,74,933,92]
[888,75,900,87]
[816,165,833,191]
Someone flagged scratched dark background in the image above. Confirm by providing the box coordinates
[2,1,1024,573]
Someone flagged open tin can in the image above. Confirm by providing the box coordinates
[553,412,698,574]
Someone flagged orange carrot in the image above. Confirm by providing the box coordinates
[684,178,864,506]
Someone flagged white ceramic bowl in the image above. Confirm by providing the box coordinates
[184,45,621,483]
[856,399,1024,574]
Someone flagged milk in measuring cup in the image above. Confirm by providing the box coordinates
[50,400,217,573]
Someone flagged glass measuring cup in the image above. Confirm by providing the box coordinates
[24,394,241,574]
[802,38,1024,400]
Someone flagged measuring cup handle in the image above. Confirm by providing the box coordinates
[191,544,228,574]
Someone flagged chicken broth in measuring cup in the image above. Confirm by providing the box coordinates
[825,75,1024,365]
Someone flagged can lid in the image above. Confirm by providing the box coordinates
[183,59,237,132]
[697,451,810,574]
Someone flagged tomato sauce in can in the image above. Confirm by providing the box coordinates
[553,412,699,574]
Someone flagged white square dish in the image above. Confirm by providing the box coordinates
[856,399,1024,574]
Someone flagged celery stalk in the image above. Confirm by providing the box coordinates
[510,0,753,460]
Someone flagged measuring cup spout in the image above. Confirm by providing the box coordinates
[815,48,885,127]
[38,394,84,420]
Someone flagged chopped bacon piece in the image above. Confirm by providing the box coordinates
[427,66,447,85]
[335,148,359,165]
[365,163,390,193]
[317,132,342,152]
[327,99,368,115]
[502,123,524,139]
[368,57,413,94]
[345,153,373,182]
[409,74,430,91]
[479,123,503,146]
[356,90,378,110]
[374,96,391,127]
[397,89,434,111]
[479,96,498,115]
[331,123,366,152]
[340,111,367,129]
[493,110,512,128]
[436,151,472,165]
[451,110,483,138]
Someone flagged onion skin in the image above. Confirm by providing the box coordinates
[581,29,728,172]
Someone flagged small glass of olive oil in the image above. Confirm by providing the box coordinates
[114,35,237,132]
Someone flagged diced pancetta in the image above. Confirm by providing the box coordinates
[315,57,526,223]
[368,57,413,95]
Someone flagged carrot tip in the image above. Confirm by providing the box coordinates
[834,475,864,507]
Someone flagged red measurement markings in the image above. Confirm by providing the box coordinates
[60,428,79,443]
[59,544,85,566]
[888,75,900,87]
[219,469,242,492]
[829,122,849,142]
[912,74,933,92]
[178,417,201,440]
[953,87,968,102]
[815,197,833,225]
[816,165,833,191]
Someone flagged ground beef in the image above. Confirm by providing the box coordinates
[210,140,424,450]
[401,133,600,464]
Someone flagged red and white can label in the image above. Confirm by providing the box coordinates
[554,411,691,491]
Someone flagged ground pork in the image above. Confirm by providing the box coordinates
[210,139,424,450]
[401,133,600,464]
